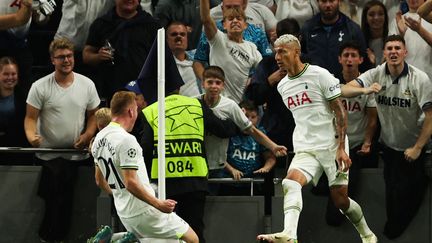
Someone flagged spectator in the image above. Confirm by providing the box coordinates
[389,0,432,79]
[0,57,30,164]
[221,99,276,195]
[91,91,199,243]
[199,66,286,182]
[257,34,377,243]
[24,38,100,242]
[166,21,202,97]
[125,80,147,110]
[0,0,32,30]
[0,0,35,93]
[418,0,432,23]
[300,0,370,76]
[193,0,273,82]
[210,0,277,40]
[83,0,159,101]
[54,0,115,74]
[326,41,379,226]
[200,0,263,103]
[361,0,389,66]
[94,107,112,131]
[274,0,319,27]
[153,0,219,49]
[138,92,245,243]
[342,34,432,239]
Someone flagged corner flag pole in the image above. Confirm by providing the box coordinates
[157,28,166,200]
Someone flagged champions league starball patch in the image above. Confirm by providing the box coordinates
[127,148,137,158]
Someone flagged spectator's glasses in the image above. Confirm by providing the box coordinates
[53,54,74,61]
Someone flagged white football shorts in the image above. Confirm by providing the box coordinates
[289,148,349,187]
[120,207,189,240]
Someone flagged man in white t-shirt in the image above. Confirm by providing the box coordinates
[91,91,199,243]
[24,38,100,242]
[200,0,263,103]
[257,34,378,243]
[342,34,432,239]
[389,0,432,79]
[199,66,287,181]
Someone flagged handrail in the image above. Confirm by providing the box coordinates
[0,147,88,153]
[208,177,265,196]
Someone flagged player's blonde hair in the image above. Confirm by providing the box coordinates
[274,34,301,50]
[110,91,136,116]
[95,107,112,130]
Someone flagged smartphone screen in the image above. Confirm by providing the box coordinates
[400,0,409,14]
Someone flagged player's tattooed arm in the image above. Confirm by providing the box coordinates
[329,98,347,146]
[329,98,351,171]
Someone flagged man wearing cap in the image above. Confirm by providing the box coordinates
[125,80,147,110]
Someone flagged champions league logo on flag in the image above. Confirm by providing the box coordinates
[136,35,184,105]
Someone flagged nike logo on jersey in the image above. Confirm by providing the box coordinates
[286,92,312,109]
[311,34,318,38]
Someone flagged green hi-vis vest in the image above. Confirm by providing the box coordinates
[143,95,208,179]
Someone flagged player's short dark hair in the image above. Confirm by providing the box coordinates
[203,66,225,82]
[338,41,361,56]
[110,91,136,116]
[384,34,405,48]
[239,99,258,113]
[276,18,300,38]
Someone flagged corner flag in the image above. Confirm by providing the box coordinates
[136,36,184,105]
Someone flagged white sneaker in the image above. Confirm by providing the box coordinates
[257,232,297,243]
[361,233,378,243]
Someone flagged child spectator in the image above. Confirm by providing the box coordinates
[221,99,276,195]
[199,66,286,192]
[95,107,112,130]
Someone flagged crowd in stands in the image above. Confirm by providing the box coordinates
[1,0,432,242]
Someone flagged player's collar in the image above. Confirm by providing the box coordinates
[109,121,121,127]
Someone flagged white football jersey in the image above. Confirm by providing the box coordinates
[357,63,432,151]
[91,122,154,218]
[277,64,341,152]
[340,93,376,149]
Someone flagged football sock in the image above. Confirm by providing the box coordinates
[342,198,373,237]
[282,179,303,239]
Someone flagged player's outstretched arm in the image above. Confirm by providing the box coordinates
[122,169,177,213]
[245,126,287,157]
[329,98,351,172]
